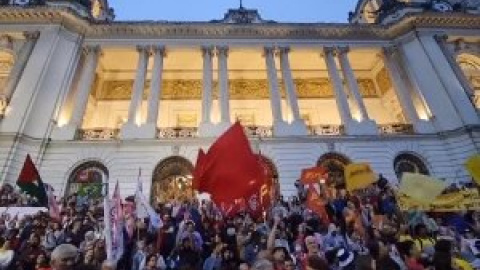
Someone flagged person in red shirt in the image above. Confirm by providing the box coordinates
[397,240,424,270]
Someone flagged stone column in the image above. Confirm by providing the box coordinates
[198,46,215,137]
[337,47,377,134]
[400,36,464,131]
[121,46,150,139]
[323,47,352,126]
[3,31,39,102]
[216,46,231,127]
[141,46,165,138]
[430,34,479,125]
[69,45,101,128]
[337,47,370,121]
[382,46,433,133]
[264,47,288,135]
[278,47,307,135]
[265,47,283,122]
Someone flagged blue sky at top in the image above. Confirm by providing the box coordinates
[108,0,359,23]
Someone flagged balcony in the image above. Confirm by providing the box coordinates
[157,127,198,139]
[378,124,414,135]
[78,128,119,140]
[77,123,415,141]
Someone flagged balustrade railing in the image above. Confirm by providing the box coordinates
[157,127,198,138]
[244,125,273,137]
[77,123,414,141]
[308,125,344,136]
[378,124,414,135]
[79,128,119,140]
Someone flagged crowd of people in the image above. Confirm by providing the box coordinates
[0,176,479,270]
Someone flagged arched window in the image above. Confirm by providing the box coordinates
[317,153,351,187]
[393,153,430,180]
[151,156,194,204]
[67,161,108,198]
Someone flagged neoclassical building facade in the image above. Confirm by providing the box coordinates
[0,0,479,200]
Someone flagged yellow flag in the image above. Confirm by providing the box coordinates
[344,163,376,191]
[400,173,447,204]
[465,154,480,185]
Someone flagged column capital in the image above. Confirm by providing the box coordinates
[23,31,40,40]
[336,46,350,56]
[201,46,214,56]
[151,45,166,57]
[433,34,449,43]
[263,46,276,56]
[82,45,101,56]
[382,45,399,56]
[277,46,290,55]
[136,45,151,55]
[321,47,336,57]
[214,46,229,57]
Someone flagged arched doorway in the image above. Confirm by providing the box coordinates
[67,161,108,198]
[456,53,480,108]
[317,153,351,188]
[393,152,430,180]
[151,156,194,204]
[257,155,280,200]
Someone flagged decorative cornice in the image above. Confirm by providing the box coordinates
[0,7,479,41]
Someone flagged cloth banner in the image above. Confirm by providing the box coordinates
[111,182,124,262]
[300,166,328,185]
[466,154,480,185]
[398,189,480,212]
[344,163,376,192]
[399,173,447,204]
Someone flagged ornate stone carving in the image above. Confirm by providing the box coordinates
[157,127,198,138]
[308,125,344,136]
[79,128,119,140]
[244,125,273,137]
[0,94,6,117]
[357,79,378,97]
[378,124,414,134]
[95,78,379,100]
[376,67,393,95]
[294,78,334,98]
[229,79,269,99]
[162,80,202,100]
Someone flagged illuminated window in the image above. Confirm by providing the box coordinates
[67,161,108,198]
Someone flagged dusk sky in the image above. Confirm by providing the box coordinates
[108,0,359,23]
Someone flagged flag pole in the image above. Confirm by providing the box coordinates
[103,172,113,261]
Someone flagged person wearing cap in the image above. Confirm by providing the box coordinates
[50,244,78,270]
[336,248,356,270]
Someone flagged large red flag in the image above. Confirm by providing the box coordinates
[193,122,268,218]
[192,149,206,191]
[306,186,330,223]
